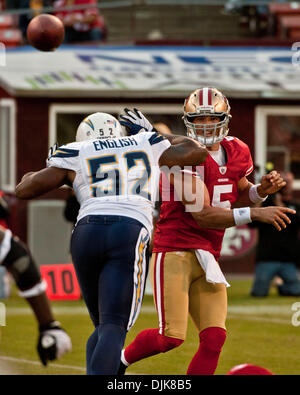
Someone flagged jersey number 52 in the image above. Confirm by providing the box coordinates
[87,151,152,200]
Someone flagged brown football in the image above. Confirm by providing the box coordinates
[27,14,65,52]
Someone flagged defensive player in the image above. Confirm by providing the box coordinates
[118,91,295,375]
[15,111,208,375]
[0,225,72,366]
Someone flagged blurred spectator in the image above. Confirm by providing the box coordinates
[250,172,300,297]
[53,0,107,43]
[5,0,52,40]
[224,0,269,37]
[223,0,243,15]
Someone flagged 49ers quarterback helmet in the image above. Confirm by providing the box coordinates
[183,87,232,146]
[76,112,125,142]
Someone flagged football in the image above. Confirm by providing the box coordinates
[26,14,65,52]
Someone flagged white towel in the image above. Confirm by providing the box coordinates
[195,249,230,288]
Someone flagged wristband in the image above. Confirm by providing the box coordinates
[18,279,47,298]
[249,184,268,204]
[233,207,252,226]
[39,320,62,332]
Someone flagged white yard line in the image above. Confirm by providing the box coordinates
[0,355,86,372]
[0,355,139,375]
[228,313,290,325]
[4,304,294,317]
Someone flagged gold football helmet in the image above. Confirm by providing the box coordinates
[183,87,232,146]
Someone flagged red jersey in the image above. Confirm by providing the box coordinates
[54,0,103,32]
[153,136,253,259]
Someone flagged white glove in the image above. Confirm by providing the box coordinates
[119,108,154,135]
[37,321,72,366]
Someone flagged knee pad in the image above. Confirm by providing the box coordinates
[200,327,227,353]
[2,235,42,291]
[157,334,183,353]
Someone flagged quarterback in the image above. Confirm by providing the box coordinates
[15,111,208,375]
[118,88,295,375]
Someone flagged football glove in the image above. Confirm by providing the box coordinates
[37,320,72,366]
[119,108,155,135]
[46,143,59,166]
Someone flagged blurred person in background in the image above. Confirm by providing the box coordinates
[250,171,300,297]
[223,0,269,37]
[53,0,107,43]
[0,225,72,365]
[0,188,72,364]
[5,0,53,41]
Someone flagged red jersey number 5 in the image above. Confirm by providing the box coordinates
[212,184,233,208]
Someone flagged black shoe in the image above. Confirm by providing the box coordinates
[117,361,127,375]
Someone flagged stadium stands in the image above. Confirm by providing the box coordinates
[1,2,299,46]
[268,2,300,38]
[101,5,243,43]
[280,15,300,39]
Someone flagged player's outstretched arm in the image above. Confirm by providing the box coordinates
[159,138,208,167]
[0,227,72,365]
[171,171,296,231]
[15,167,72,199]
[191,205,295,231]
[119,107,208,166]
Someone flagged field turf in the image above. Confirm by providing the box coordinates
[0,277,300,375]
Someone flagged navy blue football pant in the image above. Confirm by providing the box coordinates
[71,215,150,375]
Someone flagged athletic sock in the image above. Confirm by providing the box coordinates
[88,323,127,375]
[123,328,183,364]
[187,327,227,375]
[86,327,99,375]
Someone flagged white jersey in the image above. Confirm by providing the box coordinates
[47,132,171,233]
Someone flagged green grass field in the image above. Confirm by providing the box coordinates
[1,277,300,375]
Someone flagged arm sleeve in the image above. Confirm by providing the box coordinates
[47,142,81,172]
[148,132,171,164]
